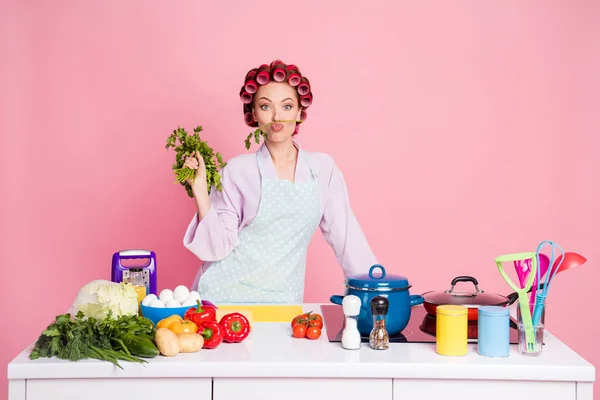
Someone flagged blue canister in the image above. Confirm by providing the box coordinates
[477,306,510,358]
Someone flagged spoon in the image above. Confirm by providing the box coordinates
[551,252,587,275]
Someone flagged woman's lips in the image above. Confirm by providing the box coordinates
[270,123,284,132]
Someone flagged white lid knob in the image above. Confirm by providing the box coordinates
[342,295,362,316]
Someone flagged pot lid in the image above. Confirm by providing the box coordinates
[346,264,411,290]
[422,276,509,306]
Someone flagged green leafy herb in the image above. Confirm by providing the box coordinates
[165,125,226,198]
[29,311,159,369]
[244,120,304,150]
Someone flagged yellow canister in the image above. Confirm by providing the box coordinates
[436,305,468,356]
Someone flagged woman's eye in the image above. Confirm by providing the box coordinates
[260,104,270,111]
[283,104,293,111]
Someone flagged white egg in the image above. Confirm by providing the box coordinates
[182,298,198,307]
[173,285,190,303]
[141,294,157,306]
[187,291,201,302]
[149,299,165,308]
[165,299,182,308]
[159,289,173,303]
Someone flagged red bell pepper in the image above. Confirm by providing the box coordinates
[219,312,250,343]
[184,300,216,327]
[198,320,223,349]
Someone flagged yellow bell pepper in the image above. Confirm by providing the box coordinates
[156,314,198,334]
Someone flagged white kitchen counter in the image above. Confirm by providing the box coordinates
[7,304,596,400]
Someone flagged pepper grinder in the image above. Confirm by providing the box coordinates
[341,295,362,350]
[369,296,390,350]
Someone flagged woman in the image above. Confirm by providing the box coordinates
[182,60,377,304]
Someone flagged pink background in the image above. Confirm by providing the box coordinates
[2,1,599,398]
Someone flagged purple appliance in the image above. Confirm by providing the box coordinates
[111,249,157,296]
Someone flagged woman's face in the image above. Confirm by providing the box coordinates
[252,82,302,144]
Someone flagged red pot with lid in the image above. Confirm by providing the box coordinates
[422,276,512,321]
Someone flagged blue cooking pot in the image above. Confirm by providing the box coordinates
[330,264,424,336]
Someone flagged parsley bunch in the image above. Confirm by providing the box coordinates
[29,311,157,369]
[166,125,226,198]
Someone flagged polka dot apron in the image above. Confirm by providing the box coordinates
[197,151,321,304]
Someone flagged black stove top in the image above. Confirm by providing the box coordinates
[321,304,520,344]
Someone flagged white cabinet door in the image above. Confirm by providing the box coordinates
[393,379,575,400]
[26,378,212,400]
[214,378,392,400]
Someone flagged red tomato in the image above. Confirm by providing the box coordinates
[291,314,306,328]
[310,313,323,322]
[308,318,323,329]
[293,323,307,338]
[306,326,321,340]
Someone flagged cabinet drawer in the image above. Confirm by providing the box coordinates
[27,378,212,400]
[214,378,392,400]
[393,379,575,400]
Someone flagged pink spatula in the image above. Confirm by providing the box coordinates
[529,253,549,313]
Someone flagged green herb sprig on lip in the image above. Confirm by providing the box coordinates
[245,119,304,150]
[165,125,227,198]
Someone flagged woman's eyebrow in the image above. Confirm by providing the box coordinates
[257,96,295,103]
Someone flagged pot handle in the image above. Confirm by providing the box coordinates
[447,276,482,296]
[409,294,424,306]
[369,264,386,279]
[330,295,344,305]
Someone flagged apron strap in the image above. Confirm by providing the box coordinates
[255,148,317,181]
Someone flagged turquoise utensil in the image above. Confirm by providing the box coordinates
[532,240,565,326]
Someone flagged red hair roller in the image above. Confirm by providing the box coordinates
[244,112,254,125]
[300,93,312,107]
[259,64,269,69]
[297,78,310,96]
[256,70,270,85]
[245,79,257,93]
[288,73,301,86]
[273,67,287,82]
[245,69,257,79]
[270,60,284,68]
[286,64,298,71]
[300,110,307,121]
[240,91,253,104]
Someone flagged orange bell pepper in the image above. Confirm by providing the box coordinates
[156,314,199,334]
[170,319,198,334]
[156,315,183,330]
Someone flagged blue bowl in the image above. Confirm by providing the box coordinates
[139,304,191,326]
[139,300,218,326]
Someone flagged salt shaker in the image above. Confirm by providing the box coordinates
[341,295,362,350]
[369,296,389,350]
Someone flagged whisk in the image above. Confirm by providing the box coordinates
[532,240,565,326]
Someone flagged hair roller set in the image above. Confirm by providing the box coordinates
[240,60,313,150]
